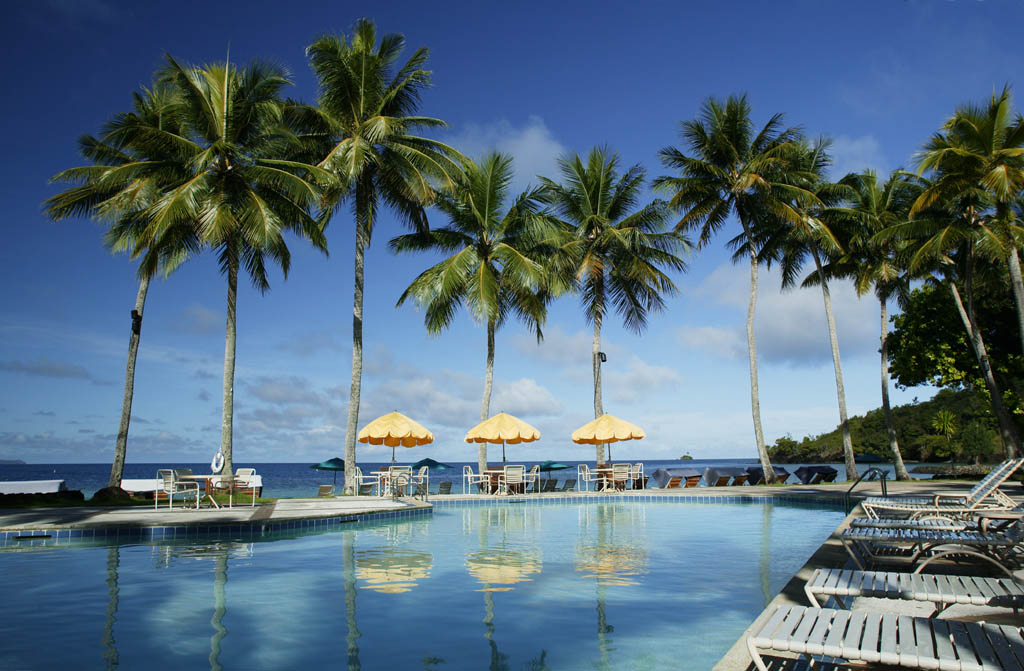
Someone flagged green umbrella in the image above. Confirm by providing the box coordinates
[411,457,451,471]
[537,460,570,481]
[310,457,345,485]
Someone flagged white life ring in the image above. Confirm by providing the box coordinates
[210,451,225,474]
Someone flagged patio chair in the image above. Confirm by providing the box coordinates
[155,469,199,510]
[411,466,429,495]
[860,458,1024,519]
[388,470,411,499]
[411,480,429,500]
[498,465,526,495]
[463,465,489,494]
[609,463,631,491]
[558,478,576,492]
[803,567,1024,615]
[317,484,334,497]
[577,464,600,492]
[524,464,540,493]
[436,481,452,495]
[631,463,644,489]
[839,519,1024,576]
[542,478,558,493]
[747,604,1024,671]
[355,467,381,496]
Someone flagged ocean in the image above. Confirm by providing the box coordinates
[0,458,903,499]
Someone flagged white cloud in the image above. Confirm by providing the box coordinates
[681,263,879,366]
[491,378,563,417]
[446,116,566,193]
[606,357,682,404]
[171,303,221,336]
[829,134,890,181]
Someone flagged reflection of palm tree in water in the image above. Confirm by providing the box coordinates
[209,549,227,671]
[759,504,773,607]
[343,532,361,671]
[103,545,119,670]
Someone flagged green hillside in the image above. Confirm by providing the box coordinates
[768,388,1006,464]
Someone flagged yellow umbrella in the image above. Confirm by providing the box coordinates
[358,411,434,465]
[571,413,645,462]
[465,412,540,463]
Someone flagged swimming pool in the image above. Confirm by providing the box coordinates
[1,499,845,669]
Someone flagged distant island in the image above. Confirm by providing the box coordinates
[0,459,25,465]
[679,454,693,460]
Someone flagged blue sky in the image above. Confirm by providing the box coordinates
[1,0,1017,464]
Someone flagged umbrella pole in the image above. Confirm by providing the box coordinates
[502,443,506,463]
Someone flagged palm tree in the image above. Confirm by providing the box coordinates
[770,139,860,479]
[306,20,464,493]
[45,84,198,488]
[915,86,1024,356]
[543,147,689,465]
[142,56,328,475]
[932,409,959,454]
[391,152,567,475]
[654,95,806,483]
[827,169,915,480]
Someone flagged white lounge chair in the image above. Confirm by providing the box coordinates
[840,521,1024,576]
[804,567,1024,616]
[747,604,1024,671]
[860,458,1024,519]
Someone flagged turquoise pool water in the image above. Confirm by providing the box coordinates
[1,500,845,670]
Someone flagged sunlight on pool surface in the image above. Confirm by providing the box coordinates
[1,501,845,670]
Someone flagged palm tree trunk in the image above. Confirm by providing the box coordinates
[592,313,605,465]
[811,246,856,480]
[1007,246,1024,357]
[343,211,369,495]
[220,248,238,476]
[879,297,910,480]
[478,319,494,475]
[107,275,150,488]
[744,234,775,483]
[949,279,1020,457]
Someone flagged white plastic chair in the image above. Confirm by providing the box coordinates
[525,465,540,493]
[577,464,599,492]
[610,464,631,491]
[498,465,526,495]
[155,469,199,510]
[632,462,644,489]
[463,465,489,494]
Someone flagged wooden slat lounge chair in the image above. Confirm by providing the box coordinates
[747,604,1024,671]
[684,474,701,487]
[437,481,452,495]
[317,484,334,497]
[840,522,1024,576]
[808,471,838,485]
[558,478,576,492]
[804,567,1024,615]
[664,476,683,489]
[860,458,1024,519]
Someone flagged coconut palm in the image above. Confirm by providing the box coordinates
[654,95,807,482]
[824,169,916,480]
[306,20,464,493]
[45,84,198,488]
[542,147,689,465]
[915,86,1024,356]
[772,139,860,480]
[390,152,568,475]
[140,56,328,475]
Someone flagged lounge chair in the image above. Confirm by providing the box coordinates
[558,478,576,492]
[839,520,1024,576]
[860,458,1024,519]
[463,465,489,494]
[850,506,1024,533]
[794,465,838,485]
[436,481,452,495]
[358,484,374,496]
[808,471,838,484]
[747,604,1024,671]
[317,484,334,497]
[703,466,749,486]
[542,478,558,493]
[664,476,683,489]
[745,466,790,486]
[803,567,1024,615]
[155,469,199,510]
[648,467,700,489]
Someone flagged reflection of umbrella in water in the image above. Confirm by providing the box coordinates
[355,547,433,594]
[410,457,451,471]
[358,411,434,466]
[465,412,540,463]
[574,542,648,586]
[466,549,542,592]
[309,457,346,486]
[571,413,645,463]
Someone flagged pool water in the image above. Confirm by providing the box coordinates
[1,500,845,670]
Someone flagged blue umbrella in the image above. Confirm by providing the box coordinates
[411,457,451,471]
[310,457,345,485]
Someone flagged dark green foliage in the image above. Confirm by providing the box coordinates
[769,388,1008,463]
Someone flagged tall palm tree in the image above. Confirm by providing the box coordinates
[654,95,806,482]
[774,139,859,480]
[915,86,1024,356]
[306,20,464,493]
[141,56,328,475]
[543,147,689,465]
[391,152,566,475]
[45,84,198,488]
[826,169,915,480]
